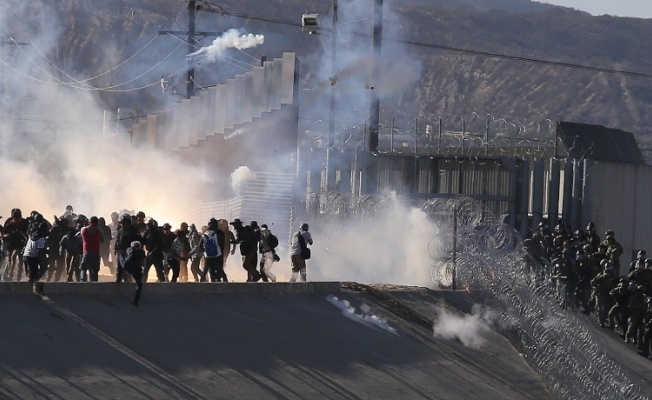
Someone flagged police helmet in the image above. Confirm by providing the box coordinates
[76,214,88,225]
[301,223,309,231]
[600,259,613,269]
[120,214,132,224]
[586,222,595,232]
[605,229,615,237]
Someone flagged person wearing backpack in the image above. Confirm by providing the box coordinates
[290,223,313,283]
[258,224,279,282]
[230,218,261,282]
[189,218,226,282]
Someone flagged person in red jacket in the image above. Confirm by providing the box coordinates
[80,216,104,282]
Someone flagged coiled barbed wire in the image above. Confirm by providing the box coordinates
[309,192,649,400]
[428,196,649,400]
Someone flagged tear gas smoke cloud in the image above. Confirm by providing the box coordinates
[326,295,398,335]
[433,303,496,349]
[187,29,264,64]
[230,165,255,194]
[0,2,214,228]
[307,193,438,287]
[0,1,428,287]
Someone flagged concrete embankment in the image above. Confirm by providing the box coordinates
[0,282,553,400]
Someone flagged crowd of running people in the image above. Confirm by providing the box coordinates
[525,221,652,359]
[0,206,314,304]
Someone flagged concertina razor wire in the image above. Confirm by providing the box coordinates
[309,193,648,400]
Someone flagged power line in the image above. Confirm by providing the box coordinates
[395,38,652,79]
[0,54,187,93]
[196,0,303,28]
[195,3,652,79]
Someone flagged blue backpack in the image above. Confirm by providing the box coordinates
[204,231,219,257]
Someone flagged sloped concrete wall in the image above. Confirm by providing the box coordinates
[3,282,341,296]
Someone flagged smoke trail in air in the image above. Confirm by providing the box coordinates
[187,29,264,63]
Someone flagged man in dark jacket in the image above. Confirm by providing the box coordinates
[124,241,146,306]
[115,214,142,283]
[46,222,66,282]
[142,219,166,282]
[230,218,261,282]
[2,208,30,281]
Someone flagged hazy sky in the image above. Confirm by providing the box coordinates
[539,1,652,19]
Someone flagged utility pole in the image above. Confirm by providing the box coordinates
[367,0,383,153]
[328,0,337,148]
[159,0,221,99]
[325,0,338,191]
[187,0,197,98]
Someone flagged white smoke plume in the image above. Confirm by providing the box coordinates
[433,304,496,349]
[326,295,398,335]
[187,29,264,64]
[307,193,436,287]
[230,165,255,194]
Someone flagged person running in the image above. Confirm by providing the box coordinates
[188,224,203,282]
[108,212,120,269]
[124,241,146,307]
[115,214,142,283]
[189,219,226,282]
[1,208,29,281]
[24,222,48,296]
[165,229,186,283]
[142,219,166,282]
[178,222,191,282]
[60,228,82,282]
[290,223,313,283]
[218,219,236,272]
[231,219,261,282]
[258,224,279,282]
[97,217,114,275]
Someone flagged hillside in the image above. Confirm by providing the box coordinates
[3,0,652,151]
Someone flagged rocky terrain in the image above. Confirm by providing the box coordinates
[3,0,652,153]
